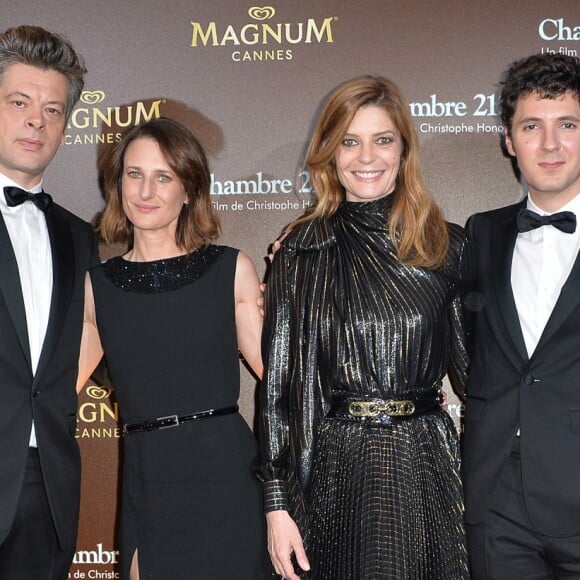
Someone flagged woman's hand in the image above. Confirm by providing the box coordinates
[267,239,282,263]
[440,388,449,411]
[258,239,283,316]
[266,510,310,579]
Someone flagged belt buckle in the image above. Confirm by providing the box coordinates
[384,400,416,417]
[156,414,180,429]
[348,401,381,417]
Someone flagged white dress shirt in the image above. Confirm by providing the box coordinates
[512,193,580,358]
[0,172,53,447]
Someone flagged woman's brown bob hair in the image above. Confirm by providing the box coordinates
[98,117,220,251]
[296,75,449,268]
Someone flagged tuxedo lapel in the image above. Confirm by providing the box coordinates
[35,206,74,379]
[0,212,32,367]
[488,203,529,364]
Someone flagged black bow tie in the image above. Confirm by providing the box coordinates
[517,208,576,234]
[4,186,52,212]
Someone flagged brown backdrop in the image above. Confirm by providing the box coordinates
[4,1,579,575]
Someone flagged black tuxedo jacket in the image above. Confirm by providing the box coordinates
[462,200,580,537]
[0,201,97,551]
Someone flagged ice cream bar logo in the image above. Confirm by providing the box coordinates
[189,5,338,62]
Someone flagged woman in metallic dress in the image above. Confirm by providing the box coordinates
[256,76,469,579]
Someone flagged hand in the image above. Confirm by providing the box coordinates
[259,238,282,316]
[266,510,310,579]
[439,388,448,411]
[257,284,266,317]
[267,239,282,263]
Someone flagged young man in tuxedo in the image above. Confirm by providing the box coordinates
[0,25,98,579]
[463,53,580,578]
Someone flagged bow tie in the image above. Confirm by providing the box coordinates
[517,208,576,234]
[3,186,52,212]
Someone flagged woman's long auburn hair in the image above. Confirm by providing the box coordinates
[295,75,449,268]
[98,117,220,251]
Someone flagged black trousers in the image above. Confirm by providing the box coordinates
[466,438,580,579]
[0,448,74,580]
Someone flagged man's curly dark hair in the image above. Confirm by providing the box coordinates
[499,53,580,133]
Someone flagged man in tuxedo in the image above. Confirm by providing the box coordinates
[463,53,580,578]
[0,25,98,578]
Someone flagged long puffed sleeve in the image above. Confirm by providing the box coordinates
[255,219,335,523]
[255,242,294,512]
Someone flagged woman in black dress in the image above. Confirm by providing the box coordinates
[77,118,270,579]
[257,76,469,579]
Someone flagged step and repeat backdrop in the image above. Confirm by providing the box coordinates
[5,0,579,576]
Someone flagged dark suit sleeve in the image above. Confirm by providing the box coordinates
[87,231,110,387]
[89,231,99,268]
[461,215,482,363]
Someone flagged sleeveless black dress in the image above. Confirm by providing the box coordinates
[90,245,270,579]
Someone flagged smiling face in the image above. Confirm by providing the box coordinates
[0,63,68,189]
[121,136,188,240]
[505,91,580,211]
[334,105,403,203]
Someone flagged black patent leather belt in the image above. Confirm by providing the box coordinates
[123,405,238,434]
[329,389,442,425]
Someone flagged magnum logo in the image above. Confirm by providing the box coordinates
[85,385,112,400]
[76,385,121,439]
[80,90,106,105]
[66,90,165,146]
[190,5,338,62]
[247,6,275,21]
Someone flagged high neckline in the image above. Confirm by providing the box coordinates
[339,192,395,215]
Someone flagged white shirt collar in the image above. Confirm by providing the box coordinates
[526,192,580,216]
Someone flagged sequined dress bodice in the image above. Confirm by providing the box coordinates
[101,244,225,293]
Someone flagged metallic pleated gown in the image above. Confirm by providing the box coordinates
[258,195,469,579]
